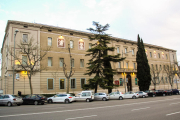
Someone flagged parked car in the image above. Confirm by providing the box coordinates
[75,91,94,102]
[109,92,124,100]
[164,90,173,95]
[170,89,179,95]
[47,94,75,103]
[124,91,139,99]
[155,90,166,96]
[94,93,109,101]
[0,94,23,107]
[144,90,156,97]
[135,91,148,98]
[23,94,46,105]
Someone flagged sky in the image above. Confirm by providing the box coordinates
[0,0,180,62]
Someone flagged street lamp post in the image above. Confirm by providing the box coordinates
[13,29,19,94]
[122,50,131,93]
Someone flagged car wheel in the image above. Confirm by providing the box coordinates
[7,102,12,107]
[153,95,155,97]
[86,99,90,102]
[119,96,123,100]
[34,101,38,105]
[48,99,53,103]
[142,95,145,98]
[41,102,44,105]
[65,99,70,104]
[102,97,107,101]
[163,94,165,96]
[132,96,136,99]
[17,104,21,106]
[176,93,178,95]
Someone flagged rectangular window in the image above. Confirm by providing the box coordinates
[59,78,65,89]
[60,58,64,67]
[71,58,74,67]
[151,64,153,69]
[23,34,28,43]
[156,64,158,70]
[47,78,54,90]
[173,55,174,60]
[166,54,168,59]
[160,65,162,70]
[48,37,52,46]
[71,78,76,89]
[158,53,160,58]
[80,59,84,67]
[70,40,74,48]
[133,63,136,69]
[81,78,86,88]
[117,47,120,53]
[120,78,123,86]
[89,43,92,49]
[126,62,128,68]
[118,62,121,68]
[48,57,52,66]
[135,78,138,85]
[22,55,27,65]
[150,52,152,58]
[132,49,134,55]
[125,48,127,53]
[161,77,164,84]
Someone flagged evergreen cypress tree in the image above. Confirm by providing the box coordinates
[84,21,125,93]
[136,34,151,91]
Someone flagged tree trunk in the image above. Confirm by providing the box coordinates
[67,78,69,93]
[29,76,33,95]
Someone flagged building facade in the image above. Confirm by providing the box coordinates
[1,20,179,95]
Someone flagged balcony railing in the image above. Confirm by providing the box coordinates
[116,68,137,73]
[13,65,37,71]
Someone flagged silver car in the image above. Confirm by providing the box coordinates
[47,94,75,103]
[136,91,148,98]
[94,93,109,101]
[0,94,23,107]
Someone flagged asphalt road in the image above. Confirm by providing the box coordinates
[0,95,180,120]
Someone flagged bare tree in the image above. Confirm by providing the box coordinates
[163,63,176,89]
[9,37,50,95]
[63,44,75,93]
[150,65,162,90]
[51,66,60,94]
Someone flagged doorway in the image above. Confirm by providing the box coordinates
[126,74,132,91]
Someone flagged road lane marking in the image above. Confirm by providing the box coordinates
[65,115,97,120]
[0,98,180,118]
[169,102,180,105]
[166,111,180,116]
[132,107,150,111]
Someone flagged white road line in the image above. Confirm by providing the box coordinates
[166,111,180,116]
[0,98,179,118]
[44,107,64,109]
[65,115,97,120]
[132,107,150,111]
[169,102,180,105]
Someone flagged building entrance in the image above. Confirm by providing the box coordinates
[126,74,132,91]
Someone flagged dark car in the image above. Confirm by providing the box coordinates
[144,90,156,97]
[164,90,173,95]
[170,89,179,95]
[23,94,46,105]
[155,90,166,96]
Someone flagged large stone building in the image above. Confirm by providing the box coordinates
[1,20,179,95]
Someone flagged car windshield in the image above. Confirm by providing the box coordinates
[12,95,18,98]
[38,94,45,97]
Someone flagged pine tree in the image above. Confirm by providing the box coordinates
[84,21,125,93]
[136,35,151,91]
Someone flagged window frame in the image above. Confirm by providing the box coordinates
[60,58,64,67]
[80,78,86,88]
[70,78,76,89]
[22,55,27,66]
[23,34,28,43]
[47,78,54,90]
[48,57,52,66]
[48,37,52,46]
[80,59,84,68]
[59,78,66,89]
[120,78,123,86]
[70,40,74,48]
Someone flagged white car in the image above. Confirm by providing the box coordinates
[94,93,109,101]
[75,90,94,102]
[47,94,75,104]
[109,92,124,100]
[124,91,139,99]
[136,91,148,98]
[0,94,23,107]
